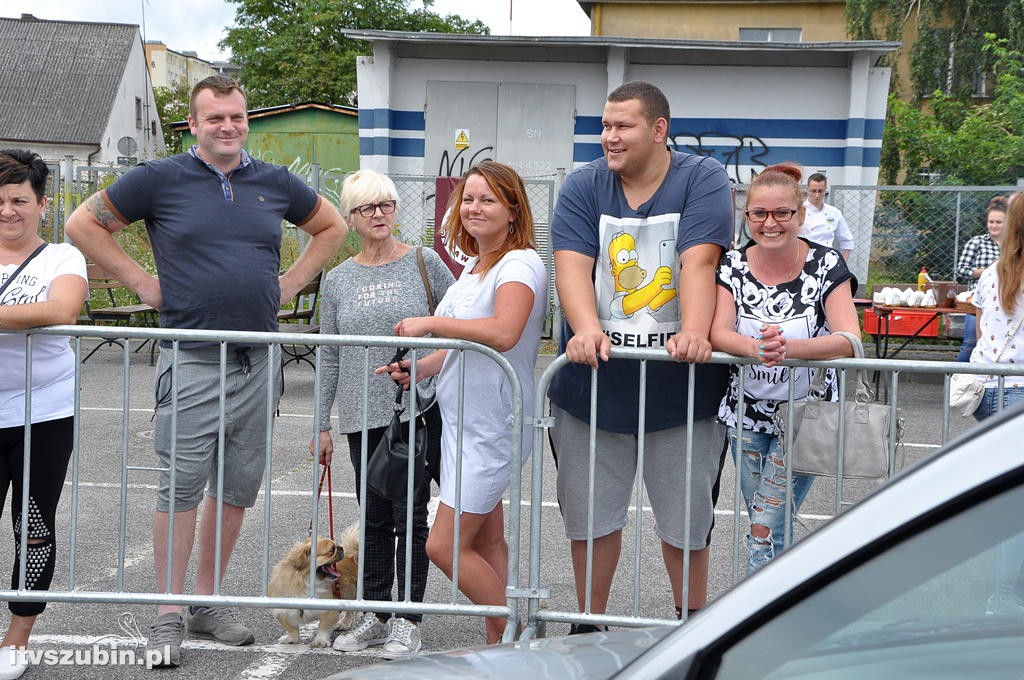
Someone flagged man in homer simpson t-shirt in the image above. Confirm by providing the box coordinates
[548,81,732,629]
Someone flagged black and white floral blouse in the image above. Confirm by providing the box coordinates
[716,238,856,435]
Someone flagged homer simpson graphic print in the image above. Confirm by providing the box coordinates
[597,214,679,348]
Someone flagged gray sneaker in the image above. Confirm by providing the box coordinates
[147,612,185,667]
[380,617,422,659]
[187,606,255,646]
[332,613,389,652]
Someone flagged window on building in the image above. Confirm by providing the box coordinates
[135,97,143,129]
[972,69,990,98]
[739,28,802,42]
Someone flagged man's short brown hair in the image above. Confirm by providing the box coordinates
[607,81,670,126]
[189,75,247,118]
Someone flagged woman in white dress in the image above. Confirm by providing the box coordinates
[380,161,546,644]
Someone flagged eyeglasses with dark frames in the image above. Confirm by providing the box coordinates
[745,208,798,224]
[351,200,397,218]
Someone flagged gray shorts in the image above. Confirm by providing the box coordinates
[153,345,282,512]
[551,403,726,550]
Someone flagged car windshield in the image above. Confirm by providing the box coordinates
[712,477,1024,680]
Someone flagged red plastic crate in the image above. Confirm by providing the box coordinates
[863,308,939,337]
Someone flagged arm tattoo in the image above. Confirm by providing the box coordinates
[85,193,125,231]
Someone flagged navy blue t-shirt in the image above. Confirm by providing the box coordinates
[103,153,319,333]
[548,151,733,433]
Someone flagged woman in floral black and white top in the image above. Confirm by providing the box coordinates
[710,164,859,575]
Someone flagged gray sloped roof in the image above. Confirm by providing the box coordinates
[0,15,137,145]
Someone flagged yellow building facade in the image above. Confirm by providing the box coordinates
[583,0,848,42]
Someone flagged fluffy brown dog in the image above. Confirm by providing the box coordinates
[269,523,359,647]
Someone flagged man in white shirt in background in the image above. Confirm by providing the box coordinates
[801,173,853,260]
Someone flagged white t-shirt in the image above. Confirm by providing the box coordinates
[0,243,87,428]
[801,201,854,252]
[971,267,1024,388]
[434,249,547,514]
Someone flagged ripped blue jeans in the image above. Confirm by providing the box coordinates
[728,427,814,576]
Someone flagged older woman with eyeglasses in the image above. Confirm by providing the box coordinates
[710,164,859,575]
[313,170,453,658]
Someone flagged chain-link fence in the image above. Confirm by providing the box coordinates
[832,185,1021,291]
[730,184,1020,295]
[53,158,1020,313]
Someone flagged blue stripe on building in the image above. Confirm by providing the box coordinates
[865,119,886,139]
[571,143,880,167]
[359,136,426,157]
[358,109,426,131]
[574,116,885,140]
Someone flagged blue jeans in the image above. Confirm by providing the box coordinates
[728,428,814,575]
[974,386,1024,421]
[956,313,977,362]
[974,386,1024,612]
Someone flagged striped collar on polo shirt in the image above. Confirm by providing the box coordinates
[188,145,253,202]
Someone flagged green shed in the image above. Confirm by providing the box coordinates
[171,101,359,175]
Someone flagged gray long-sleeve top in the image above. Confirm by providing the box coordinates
[317,247,454,433]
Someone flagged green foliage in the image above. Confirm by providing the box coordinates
[883,35,1024,185]
[846,2,1024,183]
[153,80,192,155]
[221,0,489,109]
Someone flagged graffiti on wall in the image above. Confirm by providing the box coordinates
[436,145,494,178]
[670,131,769,184]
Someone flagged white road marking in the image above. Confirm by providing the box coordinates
[81,407,314,419]
[237,651,293,679]
[65,481,834,520]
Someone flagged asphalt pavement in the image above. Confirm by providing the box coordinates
[1,340,980,679]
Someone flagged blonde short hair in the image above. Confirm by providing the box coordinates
[339,169,399,216]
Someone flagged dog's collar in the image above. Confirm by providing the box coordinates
[332,578,342,599]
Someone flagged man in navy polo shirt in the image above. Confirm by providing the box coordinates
[67,76,345,667]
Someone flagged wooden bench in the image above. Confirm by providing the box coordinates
[79,263,158,363]
[278,271,323,369]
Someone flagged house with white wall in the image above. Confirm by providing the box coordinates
[0,14,164,166]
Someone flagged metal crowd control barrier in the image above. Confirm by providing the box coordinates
[523,348,1024,638]
[2,325,1020,645]
[1,325,525,643]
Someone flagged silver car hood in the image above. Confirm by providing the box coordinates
[327,627,674,680]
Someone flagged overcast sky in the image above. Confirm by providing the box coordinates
[3,0,590,61]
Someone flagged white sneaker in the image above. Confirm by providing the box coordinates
[0,647,27,680]
[332,613,389,652]
[380,618,422,659]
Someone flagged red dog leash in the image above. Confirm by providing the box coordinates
[308,463,335,541]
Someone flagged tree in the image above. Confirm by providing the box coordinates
[846,1,1024,183]
[153,79,191,155]
[221,0,489,109]
[883,35,1024,185]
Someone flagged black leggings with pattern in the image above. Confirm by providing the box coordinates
[0,417,73,616]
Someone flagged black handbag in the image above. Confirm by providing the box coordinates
[366,351,428,502]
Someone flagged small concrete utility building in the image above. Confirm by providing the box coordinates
[343,30,896,188]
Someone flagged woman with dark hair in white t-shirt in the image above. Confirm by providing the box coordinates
[0,148,87,679]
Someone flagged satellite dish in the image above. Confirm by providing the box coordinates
[117,136,138,156]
